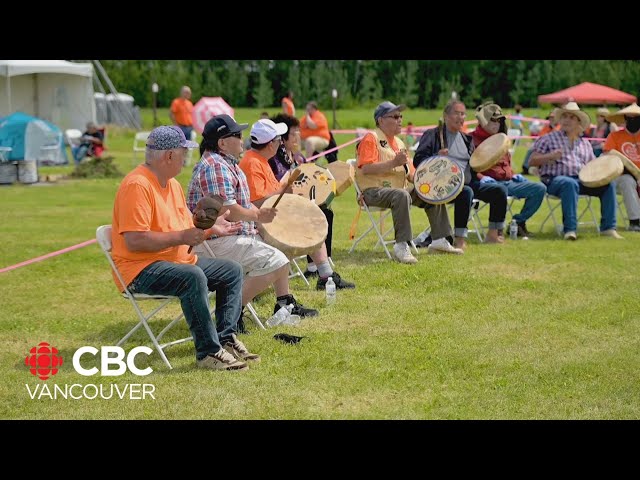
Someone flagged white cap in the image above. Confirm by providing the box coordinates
[250,119,288,144]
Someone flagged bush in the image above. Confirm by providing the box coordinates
[70,156,123,179]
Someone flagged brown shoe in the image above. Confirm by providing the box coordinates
[223,333,261,362]
[197,348,248,371]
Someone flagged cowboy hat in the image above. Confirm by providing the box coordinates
[596,107,610,117]
[606,103,640,124]
[555,102,591,131]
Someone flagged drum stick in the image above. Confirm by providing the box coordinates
[438,118,445,149]
[271,168,302,208]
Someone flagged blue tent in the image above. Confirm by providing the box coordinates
[0,112,68,164]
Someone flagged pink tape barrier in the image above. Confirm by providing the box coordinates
[0,238,97,274]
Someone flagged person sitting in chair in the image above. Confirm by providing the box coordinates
[73,122,104,165]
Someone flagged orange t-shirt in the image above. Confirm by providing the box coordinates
[170,98,193,126]
[111,165,196,292]
[300,110,330,141]
[603,129,640,167]
[282,97,295,116]
[356,132,415,174]
[239,150,282,202]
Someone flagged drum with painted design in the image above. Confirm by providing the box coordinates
[413,155,464,204]
[282,162,336,206]
[327,160,355,196]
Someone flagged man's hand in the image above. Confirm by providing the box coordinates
[438,148,449,156]
[182,227,207,246]
[211,210,243,237]
[257,207,277,224]
[393,150,409,168]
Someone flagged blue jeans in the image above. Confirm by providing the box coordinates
[545,175,617,232]
[470,180,509,230]
[501,179,546,224]
[129,257,243,360]
[177,125,193,140]
[73,144,90,165]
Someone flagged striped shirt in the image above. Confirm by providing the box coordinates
[533,130,595,177]
[186,151,256,237]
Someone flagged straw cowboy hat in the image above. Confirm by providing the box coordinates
[555,102,591,131]
[596,107,610,117]
[606,103,640,124]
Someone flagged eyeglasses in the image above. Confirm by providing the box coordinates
[384,114,403,120]
[222,132,242,139]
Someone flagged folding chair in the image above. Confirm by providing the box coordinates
[507,128,522,156]
[417,198,484,243]
[96,225,195,369]
[346,159,417,259]
[617,195,628,225]
[200,240,265,330]
[132,131,150,165]
[537,194,599,236]
[288,255,334,286]
[185,130,198,166]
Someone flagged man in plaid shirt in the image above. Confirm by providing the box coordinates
[187,115,318,330]
[530,102,622,240]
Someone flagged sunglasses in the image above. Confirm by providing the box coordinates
[384,114,403,120]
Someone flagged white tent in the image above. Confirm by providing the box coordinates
[0,60,96,131]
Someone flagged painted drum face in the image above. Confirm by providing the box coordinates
[414,155,465,205]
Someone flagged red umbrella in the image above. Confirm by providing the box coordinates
[538,82,637,105]
[192,97,234,134]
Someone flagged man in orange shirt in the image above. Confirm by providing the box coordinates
[603,103,640,231]
[240,119,356,291]
[282,90,295,116]
[111,125,258,371]
[170,85,194,140]
[300,101,331,158]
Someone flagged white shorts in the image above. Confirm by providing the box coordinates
[304,136,330,152]
[195,234,289,277]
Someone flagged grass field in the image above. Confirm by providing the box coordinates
[1,107,639,419]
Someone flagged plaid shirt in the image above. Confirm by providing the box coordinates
[186,151,256,237]
[533,130,595,177]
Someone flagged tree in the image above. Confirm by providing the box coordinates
[254,60,274,108]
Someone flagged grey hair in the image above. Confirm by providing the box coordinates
[444,100,464,116]
[145,148,166,164]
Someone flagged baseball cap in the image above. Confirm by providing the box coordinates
[146,125,198,150]
[250,119,288,144]
[202,114,249,142]
[374,101,406,122]
[475,102,506,128]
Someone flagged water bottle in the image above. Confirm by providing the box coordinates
[266,306,289,328]
[509,219,518,241]
[325,277,336,305]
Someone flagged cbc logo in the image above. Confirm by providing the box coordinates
[25,343,153,378]
[25,342,63,380]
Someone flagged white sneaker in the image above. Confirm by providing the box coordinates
[563,231,577,241]
[393,242,418,264]
[427,237,464,255]
[600,229,624,239]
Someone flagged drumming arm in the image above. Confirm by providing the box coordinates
[530,150,561,167]
[223,203,261,222]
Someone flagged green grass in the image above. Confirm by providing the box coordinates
[1,108,639,419]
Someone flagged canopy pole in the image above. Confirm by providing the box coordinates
[7,75,11,112]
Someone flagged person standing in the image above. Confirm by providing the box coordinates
[282,91,295,116]
[170,86,194,140]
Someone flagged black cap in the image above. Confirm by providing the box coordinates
[202,114,249,142]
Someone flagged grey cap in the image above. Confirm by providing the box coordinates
[374,101,406,122]
[146,125,198,150]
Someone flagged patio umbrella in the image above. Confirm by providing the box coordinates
[192,97,234,134]
[538,82,637,105]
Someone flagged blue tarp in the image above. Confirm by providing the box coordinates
[0,112,68,163]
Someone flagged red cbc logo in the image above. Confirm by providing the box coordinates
[25,342,63,380]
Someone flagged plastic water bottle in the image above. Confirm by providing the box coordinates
[266,306,289,328]
[509,219,518,241]
[325,277,336,305]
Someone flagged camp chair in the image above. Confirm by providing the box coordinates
[96,224,198,369]
[416,199,485,244]
[346,159,418,259]
[133,131,151,165]
[288,255,334,286]
[537,194,599,236]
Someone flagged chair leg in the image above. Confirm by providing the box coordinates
[246,302,265,330]
[289,258,310,286]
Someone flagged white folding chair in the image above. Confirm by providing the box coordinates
[538,194,599,236]
[346,159,417,259]
[132,131,150,165]
[507,128,522,156]
[185,130,198,166]
[96,225,195,369]
[417,198,484,243]
[617,195,628,225]
[200,240,265,330]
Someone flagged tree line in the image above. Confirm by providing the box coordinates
[97,60,640,110]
